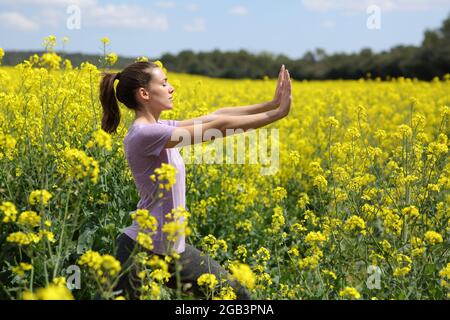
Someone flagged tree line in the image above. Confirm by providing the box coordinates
[3,13,449,80]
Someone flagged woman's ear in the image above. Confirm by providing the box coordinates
[138,87,151,101]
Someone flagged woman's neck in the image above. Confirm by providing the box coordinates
[134,109,160,124]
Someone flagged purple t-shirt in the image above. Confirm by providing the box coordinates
[122,119,186,255]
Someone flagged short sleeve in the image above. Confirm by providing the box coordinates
[134,123,176,157]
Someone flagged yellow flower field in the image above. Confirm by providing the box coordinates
[0,38,449,300]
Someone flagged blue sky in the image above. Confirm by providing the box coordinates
[1,0,450,59]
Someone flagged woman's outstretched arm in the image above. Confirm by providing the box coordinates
[166,68,292,148]
[177,65,286,126]
[212,65,285,116]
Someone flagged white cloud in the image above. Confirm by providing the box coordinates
[156,1,176,9]
[38,8,64,27]
[87,4,169,30]
[0,11,39,31]
[184,18,206,32]
[230,5,248,16]
[302,0,450,12]
[0,0,169,30]
[185,3,199,12]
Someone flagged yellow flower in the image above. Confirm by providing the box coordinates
[7,232,41,245]
[393,266,411,277]
[40,52,61,70]
[304,231,327,245]
[86,129,112,151]
[313,175,328,191]
[344,215,367,236]
[288,247,299,257]
[197,273,218,290]
[57,148,100,183]
[52,277,67,287]
[162,206,191,242]
[298,252,322,270]
[229,263,256,290]
[255,247,270,263]
[153,60,164,69]
[42,35,57,51]
[440,263,450,279]
[322,269,337,280]
[270,205,285,233]
[402,206,419,218]
[235,219,252,232]
[12,263,33,277]
[100,37,110,45]
[296,193,310,209]
[272,187,287,202]
[215,286,236,300]
[234,245,248,261]
[23,285,74,300]
[17,211,41,228]
[201,234,227,257]
[131,209,158,231]
[0,133,17,160]
[39,230,56,242]
[135,56,149,62]
[0,48,4,63]
[150,269,171,283]
[424,231,443,245]
[325,116,339,128]
[149,282,162,299]
[339,287,361,299]
[29,190,52,207]
[0,201,18,223]
[105,53,118,66]
[380,209,403,235]
[78,250,121,284]
[290,222,307,234]
[397,124,412,137]
[439,263,450,291]
[152,163,177,190]
[136,232,154,250]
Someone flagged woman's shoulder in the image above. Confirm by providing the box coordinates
[123,120,178,146]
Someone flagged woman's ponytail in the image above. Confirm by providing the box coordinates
[100,72,121,134]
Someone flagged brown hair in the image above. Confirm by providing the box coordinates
[99,61,159,134]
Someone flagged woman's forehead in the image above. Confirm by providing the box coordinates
[151,67,166,81]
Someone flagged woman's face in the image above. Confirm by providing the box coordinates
[147,67,175,111]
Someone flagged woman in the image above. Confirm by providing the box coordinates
[99,61,292,300]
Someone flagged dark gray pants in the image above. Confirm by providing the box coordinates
[114,233,251,300]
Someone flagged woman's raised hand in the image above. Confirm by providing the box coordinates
[271,64,285,106]
[278,68,292,118]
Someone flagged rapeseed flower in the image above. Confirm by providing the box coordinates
[12,263,33,277]
[197,273,218,290]
[339,287,361,299]
[23,285,74,300]
[0,201,18,223]
[17,211,41,228]
[344,215,367,236]
[424,231,443,245]
[229,263,256,290]
[28,190,52,207]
